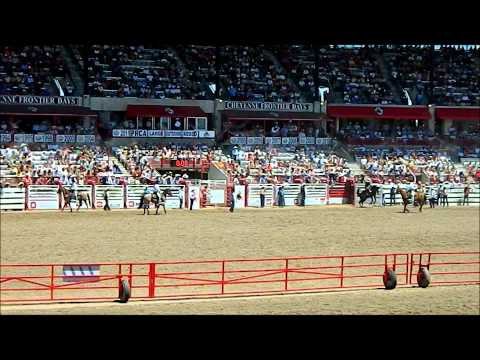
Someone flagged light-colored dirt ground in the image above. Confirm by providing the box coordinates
[1,205,479,314]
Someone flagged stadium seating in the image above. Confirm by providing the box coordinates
[0,45,68,96]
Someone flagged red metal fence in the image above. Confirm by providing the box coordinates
[0,251,478,305]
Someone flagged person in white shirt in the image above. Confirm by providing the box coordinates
[189,189,197,211]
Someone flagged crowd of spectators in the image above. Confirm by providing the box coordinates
[272,45,316,102]
[338,121,436,142]
[114,144,214,185]
[0,117,96,136]
[0,45,67,96]
[87,45,191,99]
[215,146,351,186]
[353,147,475,184]
[176,45,216,99]
[383,46,431,105]
[218,46,296,103]
[224,120,328,139]
[432,46,480,106]
[318,46,395,105]
[0,144,123,187]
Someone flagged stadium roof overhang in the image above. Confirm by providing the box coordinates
[326,104,431,120]
[435,107,480,121]
[0,105,98,117]
[126,105,207,118]
[222,110,326,121]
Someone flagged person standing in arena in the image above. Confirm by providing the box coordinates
[103,189,111,211]
[229,190,235,213]
[178,187,184,209]
[189,189,196,211]
[463,183,471,206]
[428,186,437,208]
[260,186,266,208]
[389,184,396,206]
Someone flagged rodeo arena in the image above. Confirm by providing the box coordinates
[0,44,479,315]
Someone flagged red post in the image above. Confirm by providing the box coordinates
[427,253,432,270]
[393,254,397,272]
[148,263,156,298]
[340,256,345,288]
[409,254,415,285]
[221,261,225,295]
[129,264,133,290]
[118,264,122,295]
[284,259,289,291]
[50,265,55,301]
[384,255,388,272]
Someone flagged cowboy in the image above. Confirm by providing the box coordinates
[463,183,471,206]
[103,188,111,211]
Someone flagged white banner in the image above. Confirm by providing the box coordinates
[112,129,200,138]
[0,133,12,143]
[229,137,247,145]
[56,134,77,143]
[246,137,263,145]
[198,130,215,138]
[224,101,314,112]
[34,134,54,143]
[76,135,96,143]
[14,134,34,143]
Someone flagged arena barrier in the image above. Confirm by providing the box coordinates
[126,184,185,209]
[328,184,351,205]
[61,185,94,209]
[200,180,227,206]
[428,183,480,207]
[234,185,246,208]
[94,185,125,209]
[27,185,59,210]
[1,251,477,305]
[282,184,302,206]
[0,187,26,210]
[247,184,275,207]
[304,184,328,206]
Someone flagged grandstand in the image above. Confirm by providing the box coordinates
[1,43,479,206]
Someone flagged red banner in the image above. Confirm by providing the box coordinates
[327,104,430,120]
[435,107,480,121]
[126,105,206,118]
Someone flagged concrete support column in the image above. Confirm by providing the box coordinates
[443,119,453,136]
[428,104,435,134]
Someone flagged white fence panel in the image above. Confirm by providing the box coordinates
[126,185,146,209]
[283,184,302,206]
[61,185,93,208]
[234,185,246,208]
[94,185,124,209]
[247,184,274,207]
[27,185,59,210]
[200,180,226,205]
[305,184,328,206]
[0,187,25,210]
[159,185,185,209]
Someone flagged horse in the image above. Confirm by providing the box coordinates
[58,186,91,212]
[397,187,426,213]
[142,189,172,215]
[357,185,380,208]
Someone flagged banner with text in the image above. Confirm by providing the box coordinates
[112,129,215,139]
[0,95,82,106]
[230,137,335,146]
[5,133,96,144]
[224,101,314,112]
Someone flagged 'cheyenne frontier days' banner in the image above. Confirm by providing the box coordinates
[224,101,314,112]
[0,95,82,106]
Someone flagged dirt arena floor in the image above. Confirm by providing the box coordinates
[1,205,479,315]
